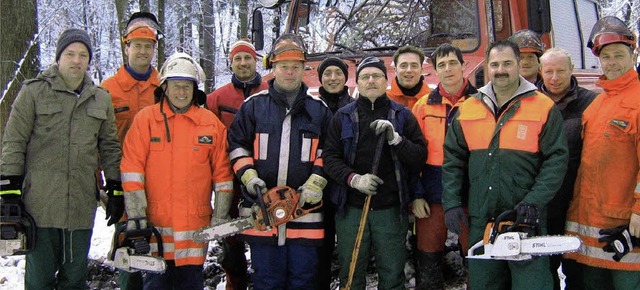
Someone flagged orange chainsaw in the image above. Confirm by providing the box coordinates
[193,185,321,243]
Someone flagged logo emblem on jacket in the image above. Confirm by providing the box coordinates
[150,137,161,142]
[198,135,213,144]
[517,124,528,140]
[610,119,629,130]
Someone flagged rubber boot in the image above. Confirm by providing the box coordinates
[415,250,444,290]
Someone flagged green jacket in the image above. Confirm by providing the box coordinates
[442,79,568,229]
[1,64,121,230]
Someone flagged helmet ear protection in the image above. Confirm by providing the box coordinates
[264,33,307,70]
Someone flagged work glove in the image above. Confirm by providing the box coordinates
[514,202,540,227]
[0,175,25,211]
[105,180,124,226]
[212,191,234,225]
[444,206,467,235]
[240,168,267,197]
[299,174,328,206]
[349,173,383,195]
[370,119,402,145]
[598,225,639,262]
[412,198,431,219]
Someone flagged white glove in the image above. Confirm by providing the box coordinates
[299,174,328,206]
[349,173,384,195]
[412,198,431,218]
[370,119,402,145]
[240,169,267,196]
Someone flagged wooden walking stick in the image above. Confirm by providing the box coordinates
[343,135,386,290]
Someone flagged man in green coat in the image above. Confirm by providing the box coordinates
[0,28,121,289]
[442,40,569,290]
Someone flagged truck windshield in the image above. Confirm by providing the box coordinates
[294,0,480,54]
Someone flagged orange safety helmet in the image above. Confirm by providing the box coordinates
[587,16,636,57]
[123,11,163,43]
[509,29,545,57]
[263,33,307,69]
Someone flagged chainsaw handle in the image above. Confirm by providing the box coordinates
[255,184,271,228]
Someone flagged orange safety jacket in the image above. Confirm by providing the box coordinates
[101,65,160,143]
[565,69,640,270]
[387,77,431,109]
[121,102,234,266]
[411,80,477,203]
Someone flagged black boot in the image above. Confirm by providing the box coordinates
[415,250,444,290]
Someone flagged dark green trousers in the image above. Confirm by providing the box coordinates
[583,264,640,290]
[25,227,92,290]
[335,205,408,290]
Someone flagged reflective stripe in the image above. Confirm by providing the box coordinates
[316,149,323,159]
[124,189,148,219]
[277,114,292,186]
[301,136,312,162]
[174,247,206,260]
[635,182,640,194]
[150,242,174,253]
[113,190,124,196]
[155,226,174,236]
[565,221,600,239]
[214,181,233,193]
[574,242,640,263]
[0,190,21,195]
[229,147,251,161]
[255,133,269,160]
[293,212,323,223]
[174,229,199,242]
[232,157,254,173]
[121,172,144,183]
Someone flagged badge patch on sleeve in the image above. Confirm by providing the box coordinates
[198,135,213,144]
[610,119,629,130]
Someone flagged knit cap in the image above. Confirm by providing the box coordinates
[56,28,93,62]
[229,39,257,61]
[317,57,348,83]
[356,56,387,80]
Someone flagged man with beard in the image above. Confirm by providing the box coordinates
[442,40,568,290]
[387,45,431,108]
[205,39,268,290]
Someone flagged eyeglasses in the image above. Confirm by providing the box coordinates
[358,73,385,81]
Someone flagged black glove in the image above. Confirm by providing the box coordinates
[598,225,639,262]
[105,180,124,226]
[515,202,540,227]
[444,207,467,235]
[0,175,25,210]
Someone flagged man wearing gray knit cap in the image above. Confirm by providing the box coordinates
[0,27,120,289]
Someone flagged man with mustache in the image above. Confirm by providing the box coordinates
[228,33,333,289]
[442,40,568,290]
[101,12,162,289]
[509,29,545,85]
[315,56,353,290]
[411,43,476,289]
[205,39,268,290]
[0,28,121,289]
[387,45,431,108]
[564,16,640,290]
[537,47,596,290]
[323,56,426,289]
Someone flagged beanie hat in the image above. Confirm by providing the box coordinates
[229,39,257,61]
[356,56,387,80]
[317,57,348,83]
[56,28,93,63]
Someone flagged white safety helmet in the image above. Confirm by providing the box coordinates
[159,52,206,89]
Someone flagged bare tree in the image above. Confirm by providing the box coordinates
[1,0,39,136]
[157,0,165,66]
[202,0,216,91]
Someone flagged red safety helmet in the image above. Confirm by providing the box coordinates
[587,16,636,57]
[509,29,545,57]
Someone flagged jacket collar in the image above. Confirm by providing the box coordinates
[39,64,96,97]
[115,65,160,91]
[596,69,639,96]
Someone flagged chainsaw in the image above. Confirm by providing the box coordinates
[193,185,321,243]
[109,217,167,273]
[468,209,581,261]
[0,202,36,256]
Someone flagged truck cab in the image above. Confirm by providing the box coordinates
[251,0,602,94]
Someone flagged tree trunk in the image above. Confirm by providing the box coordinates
[139,0,150,13]
[0,0,39,138]
[115,0,129,64]
[239,0,249,38]
[202,0,216,91]
[157,0,165,66]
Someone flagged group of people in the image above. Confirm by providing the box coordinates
[0,9,639,290]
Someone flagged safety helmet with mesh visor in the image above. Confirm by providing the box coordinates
[159,52,205,88]
[124,11,163,42]
[269,33,307,65]
[509,29,545,56]
[587,16,636,56]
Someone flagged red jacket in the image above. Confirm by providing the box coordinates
[121,102,234,266]
[565,69,640,270]
[206,80,268,127]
